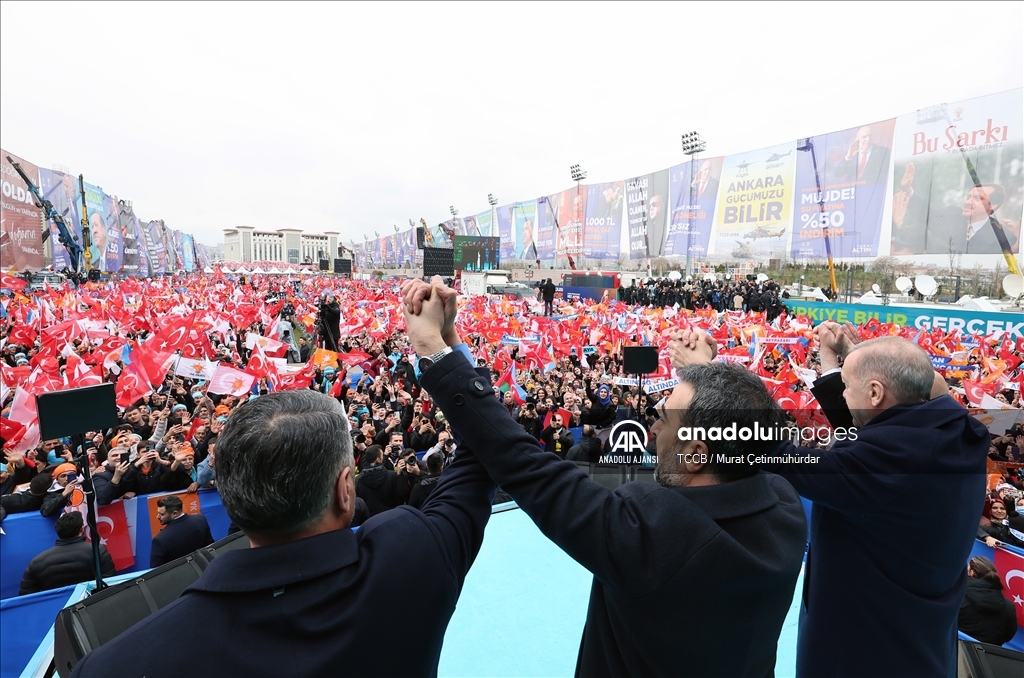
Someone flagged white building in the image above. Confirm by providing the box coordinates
[223,226,340,265]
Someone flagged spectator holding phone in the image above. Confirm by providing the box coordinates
[93,449,137,506]
[40,463,81,517]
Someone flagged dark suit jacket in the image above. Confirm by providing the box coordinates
[897,193,1016,255]
[72,369,496,678]
[833,145,890,184]
[761,372,990,677]
[422,352,806,677]
[150,513,214,568]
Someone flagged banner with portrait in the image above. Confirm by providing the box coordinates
[535,191,560,261]
[37,168,83,272]
[665,157,724,260]
[709,142,796,260]
[890,88,1023,257]
[496,203,515,262]
[625,169,670,260]
[583,181,623,260]
[172,230,186,271]
[134,215,151,277]
[102,194,123,273]
[791,119,895,259]
[1,150,45,271]
[510,200,538,262]
[81,182,109,272]
[145,220,167,275]
[119,204,140,277]
[476,211,492,240]
[181,233,195,272]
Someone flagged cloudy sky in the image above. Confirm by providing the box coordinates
[2,1,1022,247]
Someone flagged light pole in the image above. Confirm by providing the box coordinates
[681,131,706,279]
[487,193,498,239]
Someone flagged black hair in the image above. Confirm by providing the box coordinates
[55,511,84,539]
[30,473,53,495]
[157,495,184,514]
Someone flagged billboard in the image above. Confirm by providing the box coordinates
[666,156,725,259]
[625,169,670,260]
[890,88,1023,257]
[1,151,45,271]
[38,168,83,272]
[791,119,895,259]
[709,142,796,260]
[583,181,624,260]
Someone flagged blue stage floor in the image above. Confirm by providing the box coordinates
[439,507,801,677]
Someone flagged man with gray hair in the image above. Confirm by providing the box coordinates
[71,387,495,677]
[672,321,989,677]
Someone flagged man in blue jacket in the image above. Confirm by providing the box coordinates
[73,351,495,676]
[674,322,989,677]
[402,276,807,676]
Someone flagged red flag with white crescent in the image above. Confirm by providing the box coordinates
[994,548,1024,627]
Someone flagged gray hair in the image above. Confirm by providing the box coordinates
[846,337,933,403]
[216,390,353,537]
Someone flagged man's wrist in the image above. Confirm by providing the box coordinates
[413,337,448,357]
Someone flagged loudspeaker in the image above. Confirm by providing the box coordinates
[319,259,330,271]
[423,246,454,278]
[416,227,425,248]
[53,531,249,677]
[959,640,1024,678]
[622,346,659,375]
[334,259,351,275]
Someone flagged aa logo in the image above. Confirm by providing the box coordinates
[609,420,649,455]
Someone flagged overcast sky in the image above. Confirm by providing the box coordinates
[2,1,1022,247]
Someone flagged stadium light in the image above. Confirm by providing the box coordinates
[570,164,587,181]
[394,224,399,232]
[487,193,498,206]
[409,219,415,228]
[450,206,459,217]
[681,131,706,155]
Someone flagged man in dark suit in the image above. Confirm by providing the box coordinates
[401,277,806,676]
[675,322,988,677]
[892,163,1017,255]
[20,512,116,595]
[833,126,890,185]
[149,495,214,567]
[73,374,495,677]
[691,158,720,208]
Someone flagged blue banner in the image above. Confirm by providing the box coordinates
[666,157,724,259]
[783,300,1024,337]
[102,194,123,273]
[584,181,624,260]
[181,233,195,272]
[791,119,895,259]
[37,169,82,272]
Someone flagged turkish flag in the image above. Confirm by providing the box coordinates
[338,350,373,367]
[151,314,194,353]
[993,548,1024,628]
[0,273,29,292]
[95,499,136,571]
[963,380,997,407]
[116,362,153,408]
[41,319,82,349]
[0,417,27,448]
[8,324,37,348]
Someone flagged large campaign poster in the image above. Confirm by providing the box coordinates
[890,88,1023,257]
[103,194,123,273]
[559,186,586,257]
[119,204,140,277]
[665,156,724,259]
[172,230,186,271]
[181,233,195,272]
[38,168,83,272]
[511,200,537,261]
[709,142,796,260]
[134,216,151,277]
[146,220,167,275]
[583,181,623,260]
[463,214,481,238]
[496,204,515,262]
[791,119,895,259]
[535,191,561,261]
[1,150,45,271]
[625,169,670,260]
[82,182,108,272]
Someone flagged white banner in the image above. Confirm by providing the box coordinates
[173,357,218,381]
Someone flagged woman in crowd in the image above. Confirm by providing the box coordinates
[958,556,1018,645]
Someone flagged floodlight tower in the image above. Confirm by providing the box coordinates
[570,164,587,269]
[487,193,498,238]
[681,131,706,278]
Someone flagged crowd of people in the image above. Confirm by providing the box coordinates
[1,267,1022,668]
